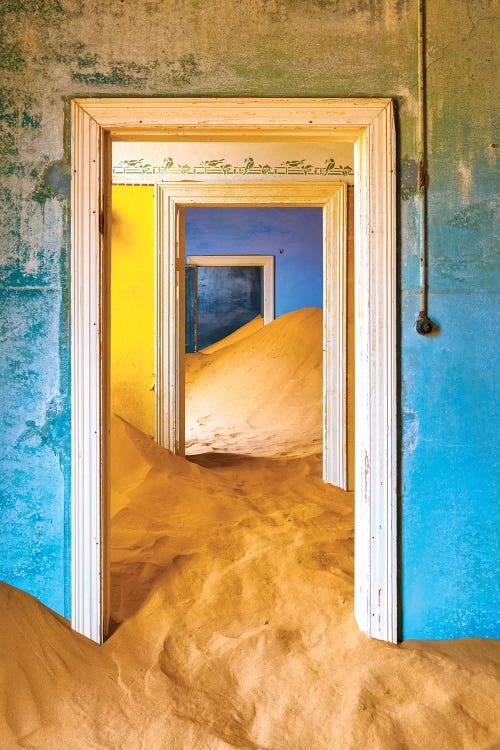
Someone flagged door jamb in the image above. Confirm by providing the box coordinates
[71,97,397,644]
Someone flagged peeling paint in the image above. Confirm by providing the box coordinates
[75,52,98,69]
[458,159,473,202]
[0,39,25,72]
[21,111,42,129]
[71,54,201,87]
[72,62,157,86]
[448,199,496,230]
[402,408,419,455]
[0,90,19,127]
[32,160,70,207]
[401,158,419,200]
[1,0,64,15]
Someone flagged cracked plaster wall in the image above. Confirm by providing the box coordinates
[0,0,498,638]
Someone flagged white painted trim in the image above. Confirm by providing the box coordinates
[71,98,397,645]
[322,188,348,495]
[70,102,107,643]
[154,188,185,455]
[156,182,346,488]
[353,105,397,643]
[187,255,275,325]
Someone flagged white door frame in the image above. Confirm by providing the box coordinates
[71,98,397,644]
[186,254,275,326]
[155,183,346,482]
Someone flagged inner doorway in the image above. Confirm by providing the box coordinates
[154,183,347,486]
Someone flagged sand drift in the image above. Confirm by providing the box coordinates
[185,308,323,457]
[1,308,499,748]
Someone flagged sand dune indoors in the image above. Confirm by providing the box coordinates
[1,308,499,749]
[199,314,264,355]
[185,308,323,457]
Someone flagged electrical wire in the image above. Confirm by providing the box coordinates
[416,0,434,335]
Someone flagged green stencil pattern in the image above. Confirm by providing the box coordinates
[113,156,353,178]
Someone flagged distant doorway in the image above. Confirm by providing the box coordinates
[185,255,275,352]
[182,206,324,460]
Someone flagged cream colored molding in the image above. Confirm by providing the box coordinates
[353,105,397,643]
[71,98,396,645]
[186,255,275,326]
[70,102,107,643]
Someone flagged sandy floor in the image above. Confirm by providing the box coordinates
[185,309,322,457]
[1,308,499,749]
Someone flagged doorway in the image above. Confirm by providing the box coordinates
[154,183,345,477]
[185,254,275,354]
[71,98,397,644]
[184,206,323,460]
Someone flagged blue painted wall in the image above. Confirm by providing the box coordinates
[185,207,323,317]
[0,0,498,638]
[401,162,500,639]
[0,290,71,617]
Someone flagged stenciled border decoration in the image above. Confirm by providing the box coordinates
[112,156,353,179]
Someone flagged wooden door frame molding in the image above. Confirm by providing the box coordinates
[186,254,275,326]
[155,182,346,479]
[71,97,397,644]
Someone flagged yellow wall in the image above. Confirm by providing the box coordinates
[111,185,155,436]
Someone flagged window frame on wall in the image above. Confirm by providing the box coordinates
[186,254,275,327]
